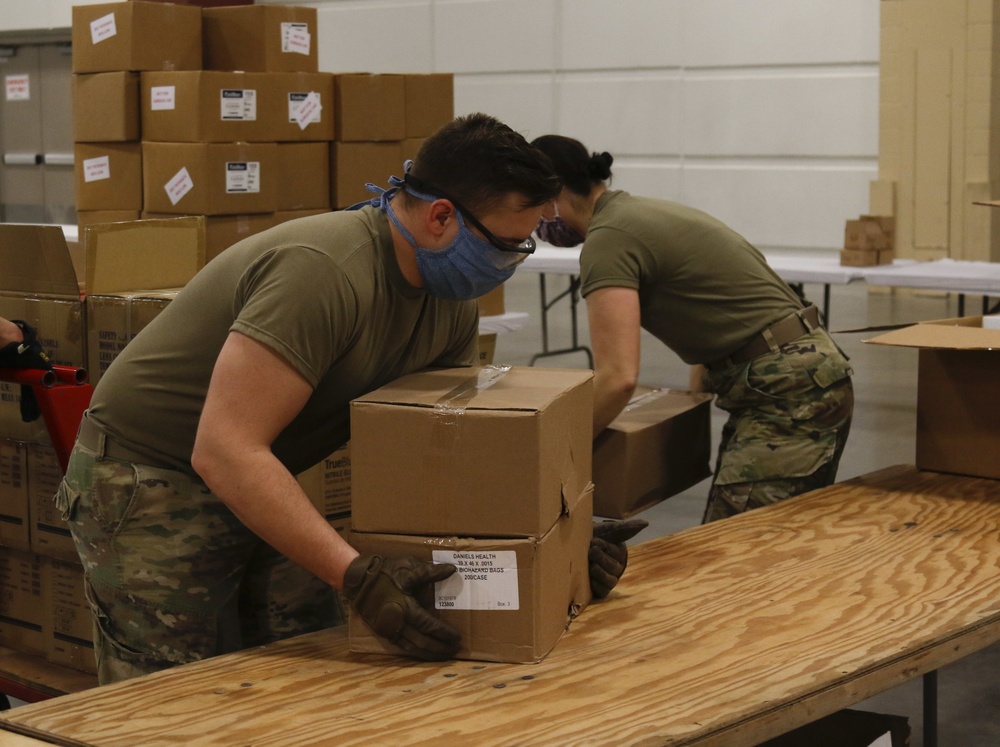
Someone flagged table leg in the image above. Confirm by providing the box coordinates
[530,273,593,367]
[923,669,938,747]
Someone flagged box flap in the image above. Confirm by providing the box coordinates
[0,224,81,298]
[85,216,206,294]
[865,316,1000,350]
[354,365,594,412]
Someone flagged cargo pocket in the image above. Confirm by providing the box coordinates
[85,573,221,678]
[807,354,853,390]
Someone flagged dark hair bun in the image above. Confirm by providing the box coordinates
[588,151,614,180]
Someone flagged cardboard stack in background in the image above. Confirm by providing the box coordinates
[840,215,895,267]
[71,1,204,230]
[348,366,594,664]
[0,218,206,674]
[71,3,456,260]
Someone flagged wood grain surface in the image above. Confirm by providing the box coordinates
[1,465,998,747]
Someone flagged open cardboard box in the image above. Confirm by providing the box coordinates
[866,315,1000,479]
[83,216,206,385]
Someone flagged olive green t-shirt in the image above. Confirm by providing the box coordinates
[86,208,479,475]
[580,190,803,364]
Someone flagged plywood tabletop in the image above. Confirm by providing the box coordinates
[2,465,998,747]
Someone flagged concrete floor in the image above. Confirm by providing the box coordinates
[496,259,1000,747]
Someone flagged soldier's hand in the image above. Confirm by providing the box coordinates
[0,320,52,423]
[343,554,461,661]
[589,519,648,599]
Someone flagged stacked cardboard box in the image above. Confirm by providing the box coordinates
[0,218,207,674]
[348,366,594,663]
[72,1,203,230]
[840,215,895,267]
[72,4,456,259]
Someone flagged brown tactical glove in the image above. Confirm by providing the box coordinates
[589,518,649,599]
[343,553,461,660]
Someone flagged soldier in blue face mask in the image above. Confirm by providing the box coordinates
[56,114,573,684]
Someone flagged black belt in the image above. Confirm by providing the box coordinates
[707,306,822,370]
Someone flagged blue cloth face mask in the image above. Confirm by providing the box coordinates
[361,166,526,301]
[536,202,585,247]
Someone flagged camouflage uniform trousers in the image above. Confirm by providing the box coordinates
[55,441,346,685]
[701,328,854,523]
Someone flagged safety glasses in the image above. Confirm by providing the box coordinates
[403,174,537,257]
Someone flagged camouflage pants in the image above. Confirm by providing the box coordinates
[55,441,345,685]
[702,328,854,523]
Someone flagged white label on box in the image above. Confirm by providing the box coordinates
[220,89,257,122]
[150,86,176,111]
[164,167,194,206]
[982,315,1000,330]
[225,161,260,194]
[4,75,29,102]
[90,12,117,44]
[432,550,519,611]
[282,22,311,55]
[289,91,322,129]
[82,156,111,183]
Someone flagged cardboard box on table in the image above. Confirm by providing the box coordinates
[592,387,713,519]
[351,366,594,538]
[202,5,318,73]
[77,210,141,234]
[866,315,1000,480]
[143,212,276,263]
[71,1,202,74]
[348,484,593,664]
[73,72,140,142]
[0,225,86,444]
[83,216,206,384]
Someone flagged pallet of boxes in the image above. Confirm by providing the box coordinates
[840,215,895,267]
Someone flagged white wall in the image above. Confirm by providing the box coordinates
[10,0,880,251]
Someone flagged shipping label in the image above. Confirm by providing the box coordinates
[225,161,261,194]
[164,167,194,206]
[220,89,257,122]
[82,156,111,183]
[289,91,322,129]
[282,22,311,55]
[433,550,519,611]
